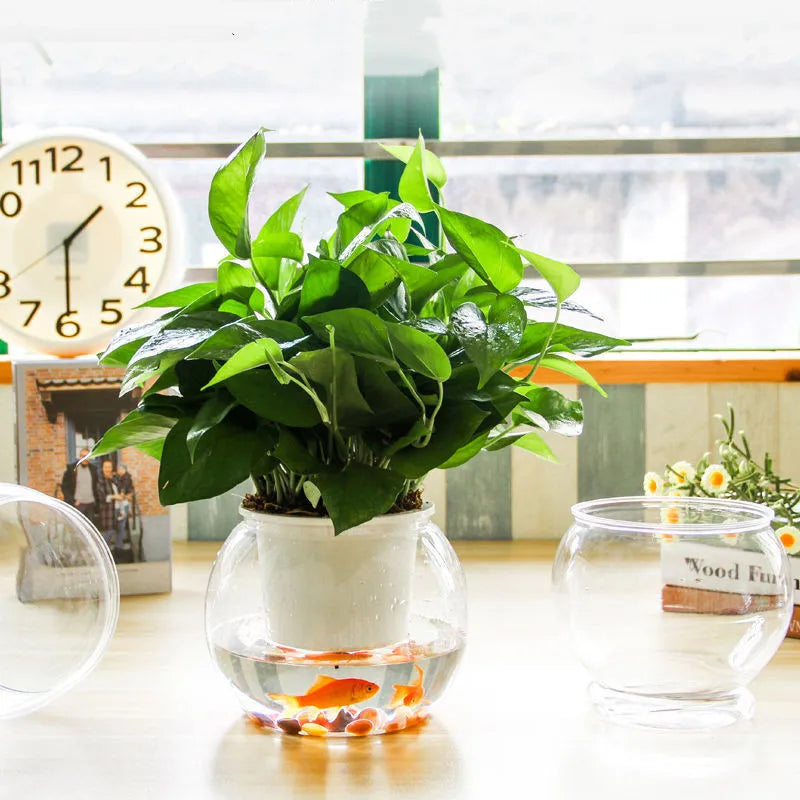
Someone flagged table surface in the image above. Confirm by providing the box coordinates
[3,540,800,800]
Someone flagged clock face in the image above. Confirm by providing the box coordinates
[0,129,180,357]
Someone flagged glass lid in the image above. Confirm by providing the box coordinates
[0,482,119,718]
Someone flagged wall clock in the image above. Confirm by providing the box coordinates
[0,128,183,357]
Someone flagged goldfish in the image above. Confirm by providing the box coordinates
[389,664,425,709]
[268,675,380,712]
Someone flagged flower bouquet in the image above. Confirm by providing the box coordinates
[644,405,800,637]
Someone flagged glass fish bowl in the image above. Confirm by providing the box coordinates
[553,496,791,730]
[205,503,466,736]
[0,483,119,718]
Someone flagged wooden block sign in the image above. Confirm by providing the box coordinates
[661,541,800,638]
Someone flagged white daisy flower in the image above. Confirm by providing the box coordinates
[668,460,696,486]
[700,464,731,494]
[643,471,664,496]
[776,525,800,556]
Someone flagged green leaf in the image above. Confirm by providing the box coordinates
[137,439,166,460]
[208,128,267,258]
[91,410,177,459]
[314,464,406,534]
[438,431,490,469]
[516,248,580,302]
[510,286,603,321]
[186,394,237,461]
[396,133,435,213]
[203,338,284,389]
[346,249,401,307]
[120,311,240,393]
[99,317,168,367]
[511,322,628,363]
[216,260,255,299]
[299,259,371,316]
[251,231,305,291]
[274,428,325,474]
[538,354,608,397]
[158,417,256,505]
[392,254,468,313]
[303,308,395,365]
[137,283,217,309]
[380,140,447,189]
[516,387,584,437]
[512,431,558,462]
[335,193,389,256]
[261,186,308,235]
[290,347,374,428]
[303,480,322,508]
[329,189,378,208]
[353,358,419,425]
[225,370,322,427]
[188,317,306,361]
[386,322,451,380]
[436,205,523,293]
[339,203,423,265]
[450,297,527,388]
[390,402,489,479]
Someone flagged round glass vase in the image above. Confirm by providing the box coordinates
[552,496,791,730]
[205,503,466,737]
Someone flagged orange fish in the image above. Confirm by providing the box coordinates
[389,664,425,709]
[268,675,380,712]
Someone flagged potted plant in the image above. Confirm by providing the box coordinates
[91,129,625,734]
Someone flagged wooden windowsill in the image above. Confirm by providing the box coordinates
[2,351,800,387]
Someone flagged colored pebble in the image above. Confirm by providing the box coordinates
[295,707,322,725]
[277,718,302,735]
[345,718,374,736]
[301,723,329,737]
[329,708,355,733]
[357,708,386,729]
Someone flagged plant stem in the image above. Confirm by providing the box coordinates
[519,301,561,383]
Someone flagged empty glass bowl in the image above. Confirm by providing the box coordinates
[0,483,119,718]
[553,496,791,729]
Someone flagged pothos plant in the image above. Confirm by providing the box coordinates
[92,129,627,533]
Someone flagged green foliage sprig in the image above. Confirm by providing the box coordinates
[92,129,626,533]
[646,405,800,527]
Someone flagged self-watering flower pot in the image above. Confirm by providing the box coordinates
[205,503,467,736]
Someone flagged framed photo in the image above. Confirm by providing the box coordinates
[15,358,171,595]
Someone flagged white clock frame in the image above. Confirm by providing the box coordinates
[0,127,184,357]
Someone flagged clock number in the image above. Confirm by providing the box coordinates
[0,192,22,218]
[124,266,151,294]
[100,156,111,182]
[62,145,84,172]
[126,182,148,208]
[0,271,10,299]
[56,312,81,339]
[101,299,123,325]
[43,145,85,173]
[19,300,41,327]
[10,160,41,186]
[139,226,163,253]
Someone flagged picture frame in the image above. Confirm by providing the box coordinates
[14,358,172,595]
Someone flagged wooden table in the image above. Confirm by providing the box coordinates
[3,541,799,799]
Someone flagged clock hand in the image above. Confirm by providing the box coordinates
[63,205,103,247]
[13,205,104,283]
[60,205,104,316]
[62,242,73,315]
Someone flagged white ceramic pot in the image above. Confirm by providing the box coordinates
[250,505,430,652]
